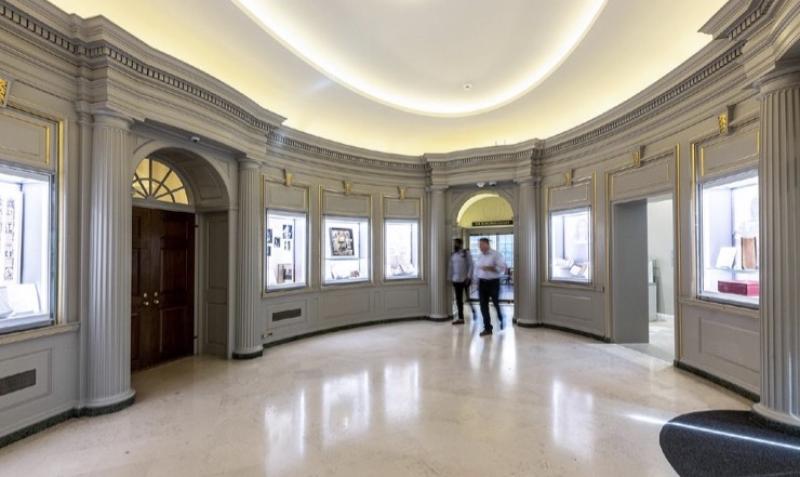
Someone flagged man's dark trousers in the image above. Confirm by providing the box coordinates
[478,278,502,331]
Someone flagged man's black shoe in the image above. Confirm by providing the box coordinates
[479,329,492,337]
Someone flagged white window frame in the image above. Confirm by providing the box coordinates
[264,209,309,292]
[697,168,759,308]
[0,164,56,335]
[548,206,592,284]
[384,219,420,281]
[322,215,371,285]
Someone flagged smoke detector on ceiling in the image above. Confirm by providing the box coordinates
[462,83,473,91]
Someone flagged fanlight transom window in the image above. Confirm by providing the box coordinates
[132,158,189,205]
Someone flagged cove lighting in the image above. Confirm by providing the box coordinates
[232,0,607,117]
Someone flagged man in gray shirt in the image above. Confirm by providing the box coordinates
[449,238,473,324]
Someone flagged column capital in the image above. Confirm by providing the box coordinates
[92,110,133,130]
[755,62,800,95]
[237,157,261,170]
[514,175,542,187]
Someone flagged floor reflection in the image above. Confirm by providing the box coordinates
[0,322,752,477]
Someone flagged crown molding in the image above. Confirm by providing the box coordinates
[0,0,788,173]
[0,0,286,131]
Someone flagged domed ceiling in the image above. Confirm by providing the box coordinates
[51,0,727,155]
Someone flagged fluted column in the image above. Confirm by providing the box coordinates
[234,158,263,358]
[515,177,540,325]
[753,68,800,428]
[86,112,135,410]
[428,185,448,319]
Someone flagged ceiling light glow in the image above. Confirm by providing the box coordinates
[232,0,607,117]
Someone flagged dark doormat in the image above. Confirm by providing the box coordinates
[660,410,800,476]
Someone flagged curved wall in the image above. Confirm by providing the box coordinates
[0,0,798,442]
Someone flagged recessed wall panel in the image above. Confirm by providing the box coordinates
[549,182,591,210]
[267,183,307,211]
[384,197,420,219]
[0,109,52,170]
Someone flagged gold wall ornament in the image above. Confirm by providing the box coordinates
[284,169,294,187]
[718,113,729,135]
[343,181,353,195]
[398,186,407,200]
[0,78,8,107]
[564,169,573,186]
[632,145,645,168]
[718,105,734,135]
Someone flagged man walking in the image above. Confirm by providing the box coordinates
[475,237,506,336]
[449,238,473,325]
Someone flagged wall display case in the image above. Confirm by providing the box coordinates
[549,207,591,283]
[324,216,370,284]
[265,210,307,291]
[0,168,53,333]
[384,220,419,280]
[699,170,759,306]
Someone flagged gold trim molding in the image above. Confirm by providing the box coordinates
[0,77,8,107]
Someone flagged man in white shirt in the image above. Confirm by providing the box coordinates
[475,238,507,336]
[449,238,473,324]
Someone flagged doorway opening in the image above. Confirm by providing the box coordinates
[611,195,676,361]
[130,144,233,370]
[453,192,515,324]
[467,233,514,302]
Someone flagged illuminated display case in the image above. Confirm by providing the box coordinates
[265,210,307,291]
[550,207,591,283]
[0,168,53,334]
[384,219,419,280]
[324,216,370,284]
[699,170,759,306]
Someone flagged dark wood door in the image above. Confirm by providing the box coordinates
[132,207,195,371]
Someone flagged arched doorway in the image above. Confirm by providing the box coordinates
[454,191,516,320]
[129,146,232,370]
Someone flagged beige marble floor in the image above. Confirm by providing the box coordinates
[623,315,675,362]
[0,321,749,477]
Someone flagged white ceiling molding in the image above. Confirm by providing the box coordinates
[0,0,778,171]
[232,0,606,118]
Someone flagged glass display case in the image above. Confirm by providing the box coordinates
[384,220,419,280]
[550,207,591,283]
[265,210,307,291]
[324,216,370,284]
[0,168,53,334]
[699,170,759,306]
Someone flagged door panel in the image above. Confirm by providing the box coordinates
[132,207,195,371]
[612,200,649,343]
[203,212,229,357]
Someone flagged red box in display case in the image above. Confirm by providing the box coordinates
[718,280,760,296]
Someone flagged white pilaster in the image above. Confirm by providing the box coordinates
[515,177,540,324]
[428,185,449,319]
[86,112,135,410]
[753,68,800,428]
[234,158,263,358]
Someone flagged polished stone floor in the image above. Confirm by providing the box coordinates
[623,315,675,362]
[0,321,749,476]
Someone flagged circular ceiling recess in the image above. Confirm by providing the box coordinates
[233,0,607,118]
